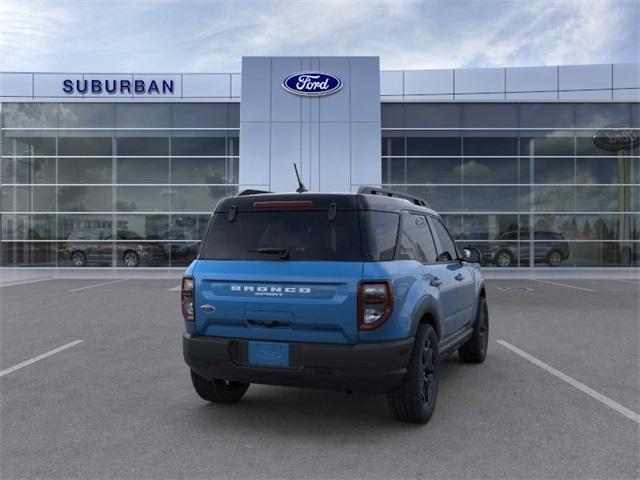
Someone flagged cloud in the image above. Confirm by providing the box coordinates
[0,0,637,72]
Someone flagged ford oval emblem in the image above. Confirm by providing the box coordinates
[282,72,342,97]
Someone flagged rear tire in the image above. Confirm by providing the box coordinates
[71,251,86,267]
[546,250,563,267]
[190,370,249,403]
[386,324,439,424]
[459,296,489,363]
[495,250,513,267]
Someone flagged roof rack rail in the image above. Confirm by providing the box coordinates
[238,189,271,196]
[357,186,429,207]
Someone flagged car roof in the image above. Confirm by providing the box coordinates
[214,192,440,217]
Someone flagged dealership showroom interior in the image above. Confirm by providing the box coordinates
[1,1,639,480]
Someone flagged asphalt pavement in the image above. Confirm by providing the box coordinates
[0,275,638,479]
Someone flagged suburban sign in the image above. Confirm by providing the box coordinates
[593,126,640,152]
[62,78,176,95]
[282,72,342,96]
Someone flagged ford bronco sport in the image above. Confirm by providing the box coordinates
[182,187,488,423]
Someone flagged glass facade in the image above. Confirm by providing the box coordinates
[1,101,638,268]
[382,103,640,267]
[0,103,239,267]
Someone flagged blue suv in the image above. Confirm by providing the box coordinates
[182,187,488,423]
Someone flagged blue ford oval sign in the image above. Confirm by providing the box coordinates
[282,72,342,97]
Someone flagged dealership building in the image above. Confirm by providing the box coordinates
[0,57,638,268]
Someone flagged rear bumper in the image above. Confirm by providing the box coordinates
[183,333,413,394]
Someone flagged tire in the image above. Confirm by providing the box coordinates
[122,250,140,268]
[190,370,250,403]
[546,250,563,267]
[494,250,513,268]
[71,251,86,267]
[459,296,489,363]
[386,324,439,424]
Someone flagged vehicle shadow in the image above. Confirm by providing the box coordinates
[181,356,467,437]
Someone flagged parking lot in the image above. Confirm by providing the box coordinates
[1,273,639,479]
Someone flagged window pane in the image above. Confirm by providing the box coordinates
[429,217,457,261]
[576,186,626,212]
[117,137,168,156]
[576,157,626,184]
[462,158,519,184]
[463,186,529,212]
[170,186,236,212]
[172,104,229,128]
[3,104,58,128]
[116,215,169,240]
[58,186,112,212]
[405,104,461,128]
[534,186,575,211]
[58,104,114,128]
[169,214,210,240]
[462,214,521,240]
[518,104,573,128]
[0,186,56,212]
[171,158,230,183]
[574,104,632,128]
[406,158,461,184]
[115,104,170,128]
[520,136,574,156]
[116,186,170,212]
[382,158,405,184]
[463,105,518,128]
[1,214,55,240]
[117,158,169,184]
[58,214,113,240]
[533,158,575,184]
[2,157,56,184]
[59,158,112,183]
[403,186,462,212]
[463,137,518,155]
[381,103,404,128]
[366,211,399,261]
[406,137,461,156]
[59,137,112,156]
[381,136,404,156]
[172,137,226,156]
[13,137,56,156]
[1,242,58,266]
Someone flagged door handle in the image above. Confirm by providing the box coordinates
[454,273,465,281]
[429,277,443,287]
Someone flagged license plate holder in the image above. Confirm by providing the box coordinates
[248,341,289,367]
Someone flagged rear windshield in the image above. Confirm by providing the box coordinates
[200,210,363,261]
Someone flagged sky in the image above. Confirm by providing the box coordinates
[0,0,638,73]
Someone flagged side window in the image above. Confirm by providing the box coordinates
[366,211,400,261]
[397,213,438,263]
[429,217,458,262]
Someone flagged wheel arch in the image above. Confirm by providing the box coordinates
[410,302,442,340]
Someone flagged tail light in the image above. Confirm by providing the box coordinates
[181,276,195,321]
[358,281,393,330]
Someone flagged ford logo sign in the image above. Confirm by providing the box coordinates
[282,72,342,97]
[593,125,640,152]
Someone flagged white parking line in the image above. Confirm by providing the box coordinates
[69,279,126,292]
[497,340,640,425]
[611,279,640,285]
[533,279,596,292]
[0,340,84,378]
[168,285,181,291]
[0,276,54,288]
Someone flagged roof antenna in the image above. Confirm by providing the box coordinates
[293,163,308,193]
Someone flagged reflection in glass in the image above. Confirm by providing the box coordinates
[462,158,519,184]
[406,158,461,184]
[58,137,112,156]
[58,186,112,212]
[59,158,112,183]
[0,186,56,212]
[171,158,229,184]
[117,157,169,184]
[0,214,55,240]
[170,186,237,212]
[58,214,113,240]
[116,186,170,212]
[533,157,575,184]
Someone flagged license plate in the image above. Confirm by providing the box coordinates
[248,341,289,367]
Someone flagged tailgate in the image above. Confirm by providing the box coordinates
[194,260,363,344]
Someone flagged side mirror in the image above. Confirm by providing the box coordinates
[463,247,482,264]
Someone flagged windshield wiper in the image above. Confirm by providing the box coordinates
[248,247,290,260]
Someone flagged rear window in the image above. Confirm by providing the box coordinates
[200,210,363,261]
